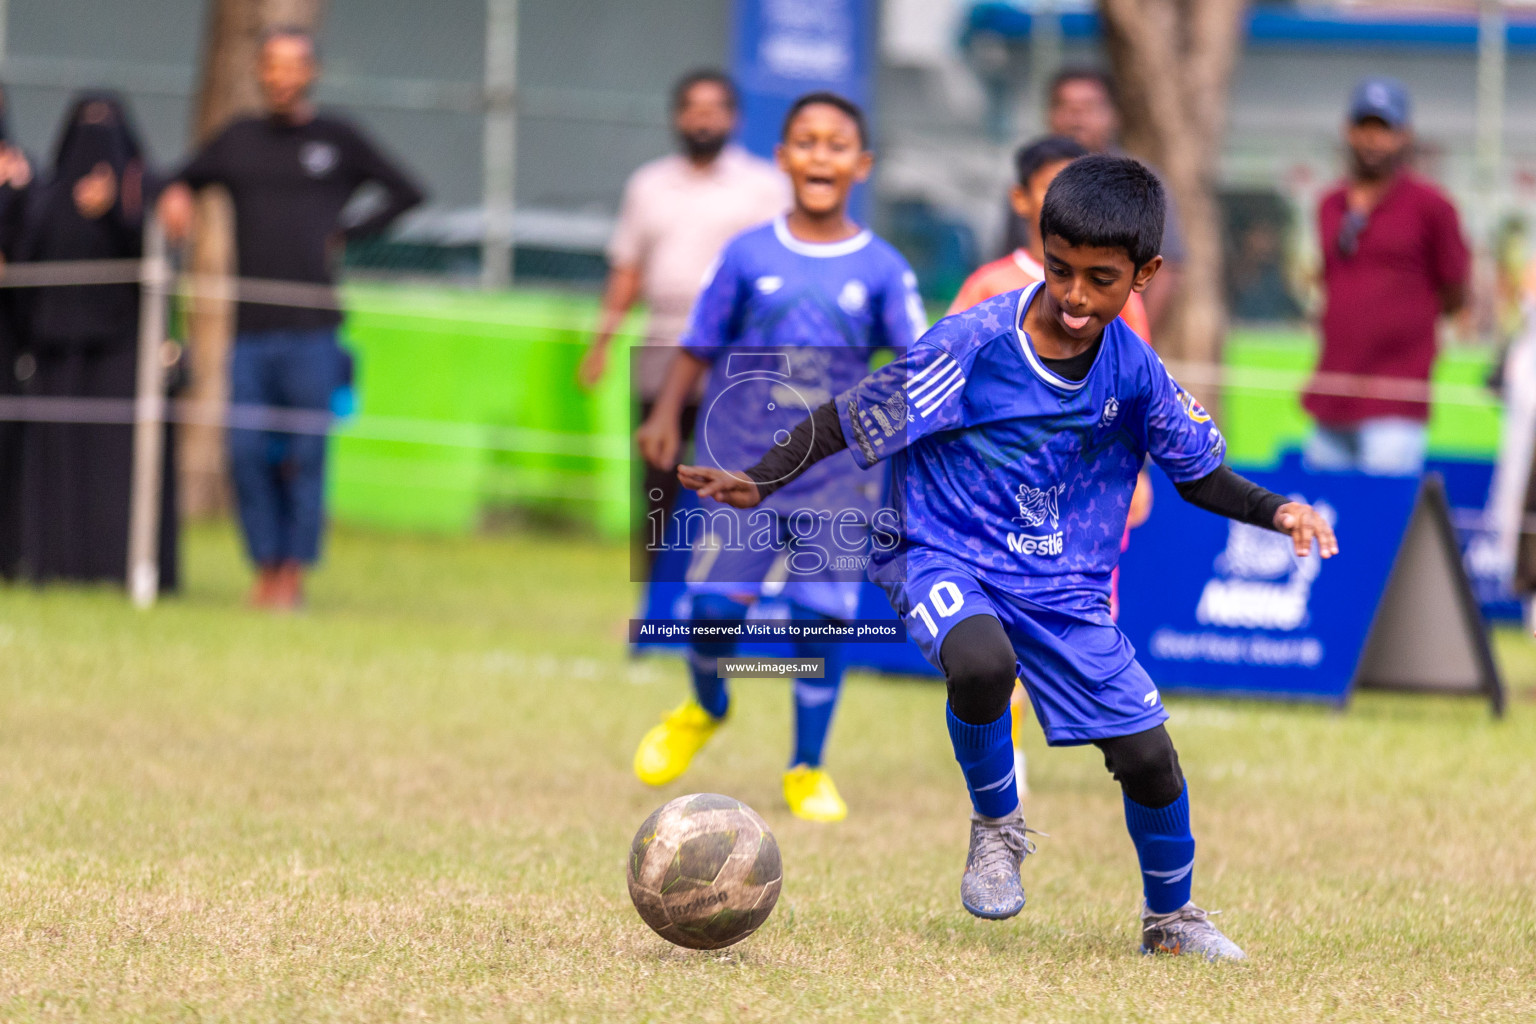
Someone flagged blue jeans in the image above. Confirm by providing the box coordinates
[228,330,342,566]
[1303,417,1427,477]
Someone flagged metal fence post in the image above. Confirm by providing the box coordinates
[481,0,519,289]
[127,217,168,609]
[1028,0,1062,137]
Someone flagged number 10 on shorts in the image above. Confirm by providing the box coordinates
[911,581,966,637]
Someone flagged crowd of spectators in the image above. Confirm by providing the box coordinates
[0,26,422,609]
[0,48,1484,607]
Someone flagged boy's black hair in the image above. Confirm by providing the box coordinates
[1049,66,1116,107]
[1014,135,1088,188]
[1038,154,1164,268]
[780,91,867,148]
[671,69,738,113]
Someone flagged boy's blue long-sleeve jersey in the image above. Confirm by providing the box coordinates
[837,282,1227,620]
[681,216,927,515]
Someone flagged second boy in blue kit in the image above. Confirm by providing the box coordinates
[634,92,925,822]
[681,156,1339,958]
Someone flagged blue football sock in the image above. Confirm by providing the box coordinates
[789,619,844,767]
[790,677,839,766]
[1123,784,1195,914]
[946,703,1019,819]
[688,594,747,719]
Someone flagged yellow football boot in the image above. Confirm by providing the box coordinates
[633,700,723,786]
[783,764,848,822]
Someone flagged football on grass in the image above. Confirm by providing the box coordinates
[626,793,782,950]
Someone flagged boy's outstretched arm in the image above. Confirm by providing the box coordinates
[677,465,762,508]
[1273,501,1339,559]
[1174,465,1339,559]
[679,400,847,509]
[635,350,709,469]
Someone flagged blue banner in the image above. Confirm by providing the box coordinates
[639,456,1512,697]
[731,0,874,212]
[1117,465,1421,705]
[1260,451,1521,623]
[1422,456,1523,622]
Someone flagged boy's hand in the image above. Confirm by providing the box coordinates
[678,465,762,509]
[577,341,608,391]
[157,182,195,243]
[635,413,681,470]
[1274,502,1339,559]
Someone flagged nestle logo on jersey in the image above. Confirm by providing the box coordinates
[1008,531,1064,556]
[1008,482,1066,557]
[1013,483,1062,529]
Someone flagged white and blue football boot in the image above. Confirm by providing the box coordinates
[960,811,1041,920]
[1140,902,1247,960]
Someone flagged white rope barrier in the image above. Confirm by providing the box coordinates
[0,257,1512,415]
[0,259,1508,407]
[1163,361,1501,410]
[0,248,1518,609]
[0,395,631,460]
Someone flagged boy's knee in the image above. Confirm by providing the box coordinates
[788,605,840,664]
[691,593,746,621]
[939,614,1016,725]
[1096,725,1184,808]
[689,593,748,656]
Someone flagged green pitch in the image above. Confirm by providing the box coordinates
[0,522,1532,1021]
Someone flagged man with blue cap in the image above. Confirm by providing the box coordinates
[1302,77,1469,476]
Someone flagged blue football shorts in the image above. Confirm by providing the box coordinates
[683,505,869,622]
[873,547,1169,745]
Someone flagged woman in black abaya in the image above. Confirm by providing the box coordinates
[0,299,15,579]
[0,84,34,579]
[15,92,178,589]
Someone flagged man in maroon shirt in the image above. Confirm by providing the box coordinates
[1303,77,1469,476]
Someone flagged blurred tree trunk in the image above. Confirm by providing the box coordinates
[1097,0,1247,413]
[180,0,326,518]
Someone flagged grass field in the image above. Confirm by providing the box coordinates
[1,522,1534,1022]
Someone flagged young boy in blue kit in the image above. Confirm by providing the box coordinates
[679,155,1339,958]
[633,92,925,823]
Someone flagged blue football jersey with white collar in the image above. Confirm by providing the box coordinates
[681,216,925,513]
[836,281,1226,619]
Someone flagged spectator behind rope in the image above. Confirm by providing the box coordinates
[14,92,179,590]
[0,81,32,580]
[1302,77,1469,477]
[158,26,425,610]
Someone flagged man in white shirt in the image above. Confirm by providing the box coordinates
[580,70,788,565]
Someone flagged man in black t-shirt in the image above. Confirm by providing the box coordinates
[160,26,424,609]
